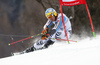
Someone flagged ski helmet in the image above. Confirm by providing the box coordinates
[45,8,57,19]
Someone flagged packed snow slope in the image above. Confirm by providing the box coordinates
[0,35,100,65]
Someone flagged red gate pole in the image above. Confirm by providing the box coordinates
[59,0,70,43]
[85,3,96,37]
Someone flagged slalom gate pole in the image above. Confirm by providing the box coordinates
[59,0,70,44]
[85,3,96,37]
[8,33,43,46]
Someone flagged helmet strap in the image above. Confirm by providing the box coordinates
[54,14,58,21]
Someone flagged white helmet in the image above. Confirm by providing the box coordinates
[45,8,57,19]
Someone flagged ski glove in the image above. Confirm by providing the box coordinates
[42,33,50,40]
[42,27,48,35]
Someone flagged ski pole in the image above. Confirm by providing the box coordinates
[56,39,77,43]
[50,38,77,43]
[8,33,43,46]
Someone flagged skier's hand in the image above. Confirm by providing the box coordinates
[42,27,48,35]
[42,33,50,40]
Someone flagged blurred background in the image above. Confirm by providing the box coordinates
[0,0,99,58]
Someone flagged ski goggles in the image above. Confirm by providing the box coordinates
[46,12,53,19]
[47,15,53,19]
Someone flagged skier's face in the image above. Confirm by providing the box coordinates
[50,16,55,21]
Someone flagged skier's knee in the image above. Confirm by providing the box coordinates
[44,40,55,48]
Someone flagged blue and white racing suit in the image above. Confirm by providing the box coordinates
[34,13,72,49]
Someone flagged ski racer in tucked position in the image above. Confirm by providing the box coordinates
[25,8,72,53]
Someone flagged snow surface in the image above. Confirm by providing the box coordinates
[0,35,100,65]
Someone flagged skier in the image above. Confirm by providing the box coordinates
[25,8,72,53]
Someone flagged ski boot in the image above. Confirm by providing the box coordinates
[25,46,36,53]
